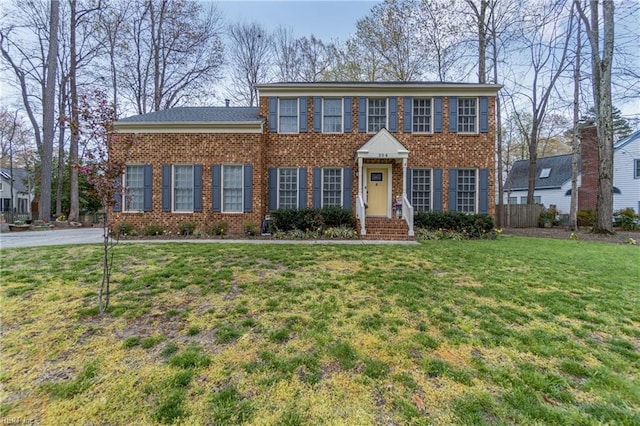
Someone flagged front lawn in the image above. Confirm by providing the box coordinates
[1,237,638,425]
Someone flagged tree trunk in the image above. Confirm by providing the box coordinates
[40,0,60,222]
[569,16,581,231]
[68,0,80,222]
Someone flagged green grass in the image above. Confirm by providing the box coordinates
[0,237,638,424]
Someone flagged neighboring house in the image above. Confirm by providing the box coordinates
[503,126,640,214]
[503,154,581,213]
[113,82,501,239]
[613,129,640,213]
[0,167,34,219]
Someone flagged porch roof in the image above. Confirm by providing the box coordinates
[355,128,409,160]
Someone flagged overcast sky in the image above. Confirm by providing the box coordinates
[216,0,376,42]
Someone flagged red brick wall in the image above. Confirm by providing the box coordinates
[578,125,598,211]
[259,96,496,215]
[111,132,265,235]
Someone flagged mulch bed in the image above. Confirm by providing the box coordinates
[502,227,639,245]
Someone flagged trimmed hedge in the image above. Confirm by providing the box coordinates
[414,211,494,238]
[270,207,355,232]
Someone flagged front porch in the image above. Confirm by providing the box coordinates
[354,129,414,239]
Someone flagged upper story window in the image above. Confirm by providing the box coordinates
[520,196,541,204]
[174,165,194,212]
[323,98,343,133]
[368,98,387,132]
[222,165,243,213]
[124,165,144,212]
[508,196,518,205]
[540,168,551,178]
[413,98,432,133]
[458,98,477,133]
[635,159,640,179]
[278,98,298,133]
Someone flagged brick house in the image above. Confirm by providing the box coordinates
[113,82,501,239]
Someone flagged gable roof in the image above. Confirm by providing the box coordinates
[614,129,640,150]
[504,154,579,191]
[0,167,31,193]
[355,128,409,159]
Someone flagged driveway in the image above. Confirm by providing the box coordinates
[0,228,104,249]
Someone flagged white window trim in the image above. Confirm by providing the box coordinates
[457,168,479,213]
[457,97,479,135]
[122,164,145,213]
[321,168,343,208]
[412,98,434,134]
[412,168,433,211]
[277,167,299,209]
[322,98,343,134]
[278,98,299,134]
[221,164,244,214]
[172,164,194,213]
[367,98,388,134]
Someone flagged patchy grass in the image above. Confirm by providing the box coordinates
[0,237,638,425]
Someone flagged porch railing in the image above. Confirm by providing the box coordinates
[357,194,366,235]
[402,195,414,236]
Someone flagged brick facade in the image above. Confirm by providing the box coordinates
[578,125,598,211]
[113,83,500,236]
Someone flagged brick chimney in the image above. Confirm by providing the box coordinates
[578,125,598,211]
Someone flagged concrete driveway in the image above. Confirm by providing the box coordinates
[0,227,104,249]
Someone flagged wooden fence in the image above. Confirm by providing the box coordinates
[497,204,544,228]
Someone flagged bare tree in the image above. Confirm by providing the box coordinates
[465,0,489,83]
[575,0,615,234]
[117,0,224,114]
[569,13,582,231]
[226,21,271,107]
[353,0,425,81]
[272,26,300,82]
[296,35,337,82]
[509,1,574,204]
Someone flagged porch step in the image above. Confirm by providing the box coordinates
[358,217,415,241]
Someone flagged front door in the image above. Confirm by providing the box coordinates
[366,167,389,216]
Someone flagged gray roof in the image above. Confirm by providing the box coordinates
[614,129,640,150]
[504,154,580,191]
[0,167,31,193]
[117,107,261,123]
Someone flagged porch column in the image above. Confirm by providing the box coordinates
[402,158,407,199]
[358,157,363,201]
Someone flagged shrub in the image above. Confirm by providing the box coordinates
[180,221,197,236]
[319,206,355,228]
[538,206,559,228]
[577,210,595,227]
[324,225,358,239]
[210,221,229,236]
[142,223,165,236]
[414,211,494,238]
[116,222,136,236]
[614,208,639,230]
[242,222,258,236]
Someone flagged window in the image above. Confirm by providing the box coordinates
[174,165,194,212]
[540,168,551,178]
[635,159,640,179]
[18,198,28,213]
[412,169,432,211]
[520,196,541,204]
[368,98,387,132]
[456,169,477,212]
[323,99,342,133]
[508,196,518,205]
[278,168,298,209]
[413,98,432,133]
[458,98,477,133]
[222,165,243,212]
[124,165,144,212]
[279,98,298,133]
[322,168,342,207]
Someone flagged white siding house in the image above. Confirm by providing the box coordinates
[0,168,33,219]
[503,154,579,213]
[613,130,640,213]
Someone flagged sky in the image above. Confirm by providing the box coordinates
[215,0,376,42]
